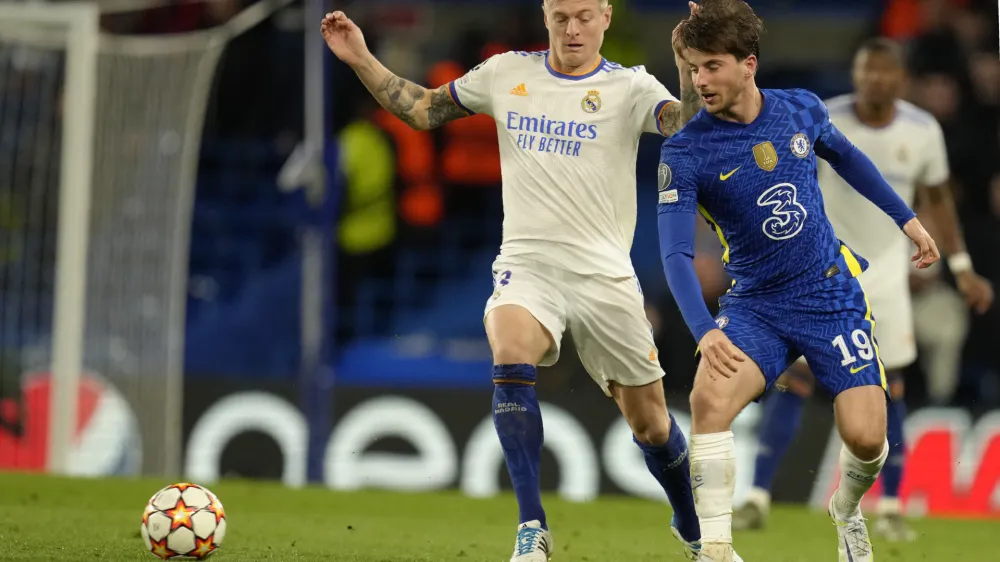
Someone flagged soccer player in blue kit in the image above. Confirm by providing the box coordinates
[656,2,940,561]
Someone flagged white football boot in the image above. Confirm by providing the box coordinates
[874,497,917,542]
[829,493,875,562]
[690,541,744,562]
[509,520,552,562]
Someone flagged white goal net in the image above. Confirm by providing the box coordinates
[0,0,289,477]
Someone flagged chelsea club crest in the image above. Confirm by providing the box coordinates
[790,132,811,158]
[581,89,602,113]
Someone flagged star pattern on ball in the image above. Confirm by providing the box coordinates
[170,482,197,493]
[192,536,216,559]
[149,537,176,559]
[166,499,195,531]
[142,503,155,525]
[209,493,226,523]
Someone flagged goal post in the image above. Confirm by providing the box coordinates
[0,0,294,478]
[0,1,100,476]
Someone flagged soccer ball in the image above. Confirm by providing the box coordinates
[141,483,227,559]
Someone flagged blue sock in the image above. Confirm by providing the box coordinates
[752,391,805,491]
[882,398,907,499]
[492,364,546,529]
[633,413,700,543]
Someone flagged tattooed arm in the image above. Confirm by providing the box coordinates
[658,2,703,136]
[657,66,702,136]
[353,58,468,131]
[658,8,703,136]
[321,11,468,130]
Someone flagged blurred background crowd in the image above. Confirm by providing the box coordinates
[5,0,997,413]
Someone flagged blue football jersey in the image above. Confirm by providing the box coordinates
[658,88,869,299]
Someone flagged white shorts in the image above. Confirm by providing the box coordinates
[797,268,916,371]
[484,256,664,396]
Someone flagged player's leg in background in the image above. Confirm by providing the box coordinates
[732,360,815,530]
[912,277,969,405]
[858,272,919,541]
[874,369,917,541]
[486,303,555,531]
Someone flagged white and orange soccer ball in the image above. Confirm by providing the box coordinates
[141,483,227,559]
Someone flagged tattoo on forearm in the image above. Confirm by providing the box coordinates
[373,73,466,130]
[659,73,703,136]
[659,103,684,136]
[427,86,468,128]
[375,74,425,128]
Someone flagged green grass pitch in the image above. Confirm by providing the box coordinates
[0,471,994,561]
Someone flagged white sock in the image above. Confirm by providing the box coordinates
[877,496,902,516]
[690,431,736,544]
[834,440,888,517]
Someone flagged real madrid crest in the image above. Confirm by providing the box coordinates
[581,89,602,113]
[790,132,810,159]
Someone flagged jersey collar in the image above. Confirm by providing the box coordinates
[544,51,605,81]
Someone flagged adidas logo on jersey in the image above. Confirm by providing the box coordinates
[510,83,528,96]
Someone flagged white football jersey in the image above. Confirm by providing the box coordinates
[448,51,677,277]
[818,94,949,292]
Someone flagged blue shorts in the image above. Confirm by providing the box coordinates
[713,246,888,400]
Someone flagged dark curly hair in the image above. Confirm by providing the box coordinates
[681,0,765,61]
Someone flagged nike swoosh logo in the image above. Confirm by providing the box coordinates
[719,166,740,181]
[849,364,872,374]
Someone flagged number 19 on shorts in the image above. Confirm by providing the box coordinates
[832,329,874,366]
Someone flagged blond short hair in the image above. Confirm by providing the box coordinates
[543,0,610,8]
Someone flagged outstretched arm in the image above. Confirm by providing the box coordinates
[321,12,467,130]
[358,61,467,130]
[814,131,914,227]
[814,120,939,268]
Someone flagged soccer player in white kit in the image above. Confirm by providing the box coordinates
[320,2,738,561]
[732,38,994,540]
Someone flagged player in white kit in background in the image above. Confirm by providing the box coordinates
[732,37,994,540]
[321,2,738,561]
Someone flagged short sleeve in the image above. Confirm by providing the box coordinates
[919,118,950,187]
[448,53,503,117]
[630,66,679,136]
[657,143,699,215]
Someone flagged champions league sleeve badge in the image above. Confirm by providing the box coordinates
[658,163,672,191]
[657,163,678,204]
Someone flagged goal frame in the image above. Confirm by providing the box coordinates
[0,1,99,475]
